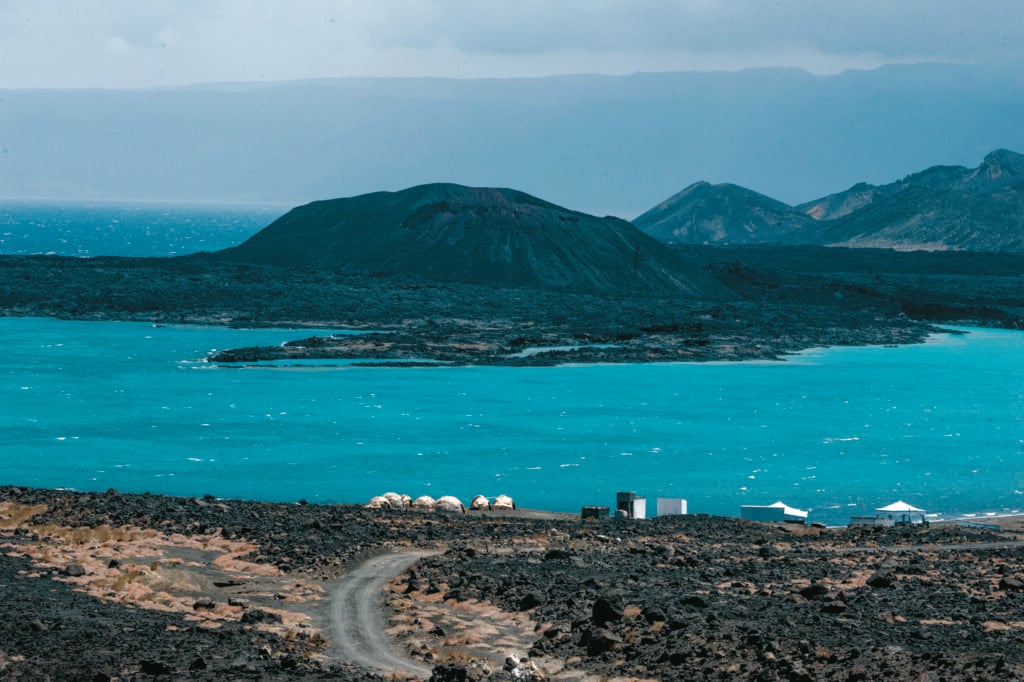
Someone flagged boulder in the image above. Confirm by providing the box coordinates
[436,495,466,513]
[430,663,469,681]
[799,582,829,599]
[586,628,622,656]
[366,495,391,509]
[240,609,283,625]
[492,494,515,511]
[503,655,545,681]
[592,594,624,624]
[999,577,1024,591]
[867,571,897,588]
[192,597,216,611]
[470,494,491,510]
[412,495,437,510]
[140,660,173,676]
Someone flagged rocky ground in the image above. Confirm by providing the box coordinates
[0,249,983,366]
[3,486,1024,680]
[3,246,1022,367]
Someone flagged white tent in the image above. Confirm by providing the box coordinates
[876,500,925,513]
[875,500,926,524]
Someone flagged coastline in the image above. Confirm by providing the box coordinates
[4,484,1024,680]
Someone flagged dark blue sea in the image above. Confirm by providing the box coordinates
[1,201,1022,525]
[0,200,284,257]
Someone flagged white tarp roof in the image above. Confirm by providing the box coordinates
[767,500,808,519]
[876,500,925,513]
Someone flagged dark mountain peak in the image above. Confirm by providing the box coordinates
[214,184,725,298]
[898,164,967,191]
[980,148,1024,177]
[634,182,809,245]
[797,181,888,221]
[392,182,557,208]
[648,181,793,214]
[896,149,1024,194]
[653,181,712,205]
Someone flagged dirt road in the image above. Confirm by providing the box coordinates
[330,552,435,680]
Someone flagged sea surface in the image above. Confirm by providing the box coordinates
[2,317,1022,526]
[0,200,284,257]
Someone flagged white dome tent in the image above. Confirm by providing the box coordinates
[875,500,927,526]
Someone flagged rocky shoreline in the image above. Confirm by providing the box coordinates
[4,486,1024,680]
[204,312,937,367]
[3,246,1022,369]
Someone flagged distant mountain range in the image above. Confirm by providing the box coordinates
[634,149,1024,252]
[3,64,1023,217]
[214,183,725,298]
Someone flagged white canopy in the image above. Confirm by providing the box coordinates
[767,500,809,519]
[876,500,925,513]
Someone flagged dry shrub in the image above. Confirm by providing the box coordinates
[0,503,47,528]
[91,525,127,543]
[443,632,480,646]
[69,527,93,545]
[306,631,329,649]
[31,524,64,541]
[440,646,477,663]
[112,569,143,591]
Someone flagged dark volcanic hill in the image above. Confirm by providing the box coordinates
[638,149,1024,252]
[214,183,723,297]
[800,148,1024,251]
[632,181,813,245]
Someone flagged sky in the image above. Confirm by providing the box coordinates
[0,0,1021,89]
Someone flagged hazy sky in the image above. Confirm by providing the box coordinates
[1,0,1021,88]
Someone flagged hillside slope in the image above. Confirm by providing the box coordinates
[804,149,1024,251]
[214,183,725,297]
[633,181,813,245]
[637,150,1024,252]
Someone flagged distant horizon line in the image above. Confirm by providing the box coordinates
[4,144,1016,221]
[0,59,982,93]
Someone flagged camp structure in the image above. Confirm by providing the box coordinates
[616,491,647,519]
[875,500,927,525]
[740,500,809,524]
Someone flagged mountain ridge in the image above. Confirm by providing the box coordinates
[635,149,1024,252]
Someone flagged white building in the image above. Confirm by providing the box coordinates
[740,500,808,523]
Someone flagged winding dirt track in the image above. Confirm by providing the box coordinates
[330,552,435,680]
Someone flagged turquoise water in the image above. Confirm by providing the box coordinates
[2,317,1022,525]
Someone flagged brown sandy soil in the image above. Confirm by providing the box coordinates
[1,501,330,653]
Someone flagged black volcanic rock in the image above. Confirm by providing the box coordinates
[214,183,722,297]
[633,181,813,245]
